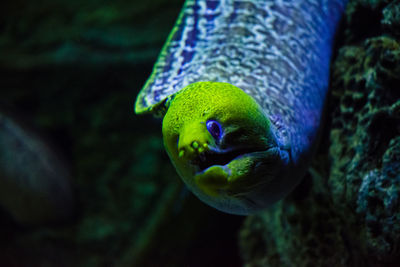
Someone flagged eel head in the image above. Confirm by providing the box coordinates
[162,82,291,215]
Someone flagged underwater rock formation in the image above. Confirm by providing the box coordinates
[0,111,74,225]
[239,0,400,266]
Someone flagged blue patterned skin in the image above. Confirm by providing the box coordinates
[135,0,347,214]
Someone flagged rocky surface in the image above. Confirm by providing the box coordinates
[239,0,400,266]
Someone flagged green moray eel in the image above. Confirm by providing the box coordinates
[135,0,347,215]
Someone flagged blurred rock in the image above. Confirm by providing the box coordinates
[0,110,74,225]
[0,0,184,69]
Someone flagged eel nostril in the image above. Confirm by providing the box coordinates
[179,141,209,159]
[191,141,199,149]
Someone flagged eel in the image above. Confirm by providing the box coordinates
[135,0,347,215]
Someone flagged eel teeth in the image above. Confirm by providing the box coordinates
[192,147,266,171]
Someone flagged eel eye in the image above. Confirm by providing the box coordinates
[206,120,222,140]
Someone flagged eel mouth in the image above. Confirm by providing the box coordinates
[191,146,266,172]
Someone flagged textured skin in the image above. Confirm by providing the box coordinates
[135,0,347,213]
[136,0,346,163]
[162,82,288,214]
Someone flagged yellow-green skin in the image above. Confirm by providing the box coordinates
[163,82,291,215]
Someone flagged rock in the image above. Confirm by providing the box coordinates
[0,110,74,225]
[239,0,400,266]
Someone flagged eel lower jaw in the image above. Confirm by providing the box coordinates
[192,146,287,198]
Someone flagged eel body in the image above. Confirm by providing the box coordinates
[135,0,347,215]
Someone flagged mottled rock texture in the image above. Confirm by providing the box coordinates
[239,0,400,266]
